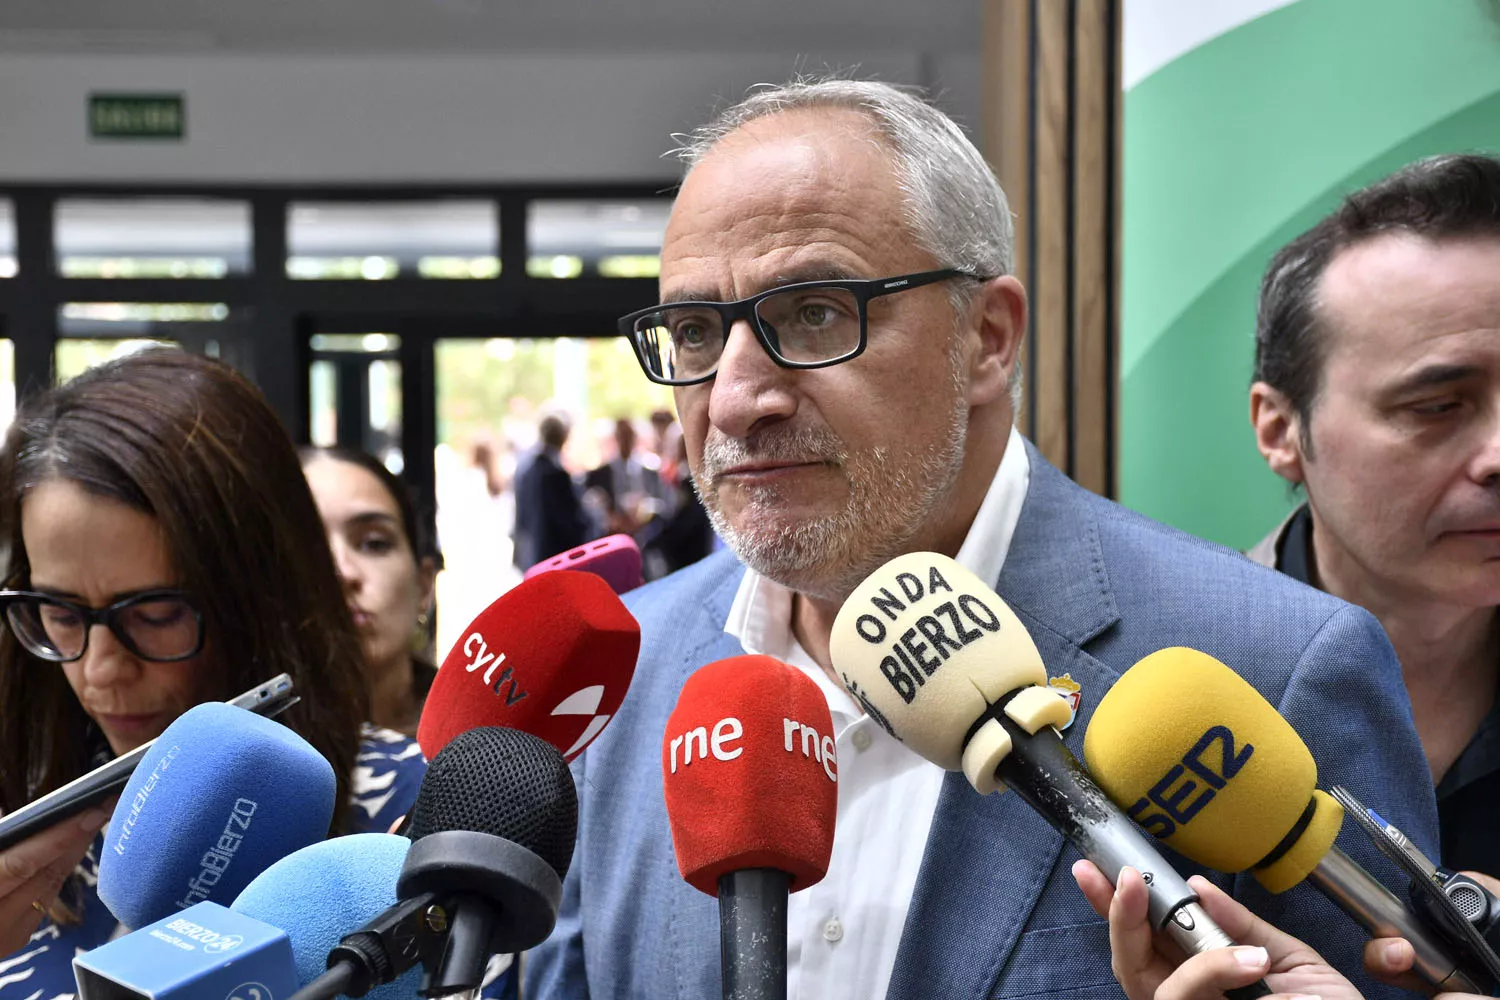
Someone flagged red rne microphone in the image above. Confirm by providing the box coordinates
[418,570,641,763]
[662,654,837,1000]
[524,534,644,594]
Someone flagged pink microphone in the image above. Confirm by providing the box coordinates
[524,534,644,595]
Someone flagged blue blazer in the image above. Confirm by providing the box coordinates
[526,441,1439,1000]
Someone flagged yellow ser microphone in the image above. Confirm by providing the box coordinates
[1084,647,1479,994]
[831,552,1272,998]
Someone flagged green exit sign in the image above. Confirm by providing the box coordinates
[90,93,185,140]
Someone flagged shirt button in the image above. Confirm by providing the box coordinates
[823,918,844,943]
[851,729,873,752]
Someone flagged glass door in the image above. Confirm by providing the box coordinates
[306,332,404,470]
[55,302,255,383]
[428,334,676,655]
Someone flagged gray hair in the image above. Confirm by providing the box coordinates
[673,76,1023,404]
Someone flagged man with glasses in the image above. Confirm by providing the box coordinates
[527,78,1437,1000]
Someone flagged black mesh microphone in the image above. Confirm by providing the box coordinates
[293,727,577,1000]
[402,727,577,997]
[406,725,577,872]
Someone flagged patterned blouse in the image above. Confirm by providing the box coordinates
[0,725,517,1000]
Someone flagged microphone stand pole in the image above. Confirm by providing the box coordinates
[718,869,790,1000]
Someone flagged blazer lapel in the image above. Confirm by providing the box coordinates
[886,442,1123,1000]
[674,556,750,673]
[998,440,1120,650]
[885,766,1068,1000]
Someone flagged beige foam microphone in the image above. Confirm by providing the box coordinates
[829,552,1069,793]
[831,552,1271,998]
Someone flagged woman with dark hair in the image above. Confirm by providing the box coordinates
[301,446,439,736]
[0,350,427,998]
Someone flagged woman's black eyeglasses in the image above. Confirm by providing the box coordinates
[0,589,204,663]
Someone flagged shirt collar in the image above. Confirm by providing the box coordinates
[726,424,1032,658]
[1274,503,1500,798]
[1276,504,1315,585]
[1437,703,1500,797]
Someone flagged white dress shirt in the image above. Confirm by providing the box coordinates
[723,425,1031,1000]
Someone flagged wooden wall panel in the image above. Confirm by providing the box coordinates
[1072,0,1113,494]
[982,0,1120,497]
[983,0,1032,438]
[1032,0,1072,470]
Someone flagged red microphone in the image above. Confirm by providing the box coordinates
[418,571,641,763]
[662,654,837,1000]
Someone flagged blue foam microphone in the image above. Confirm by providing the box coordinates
[98,701,337,930]
[232,833,425,999]
[73,835,420,1000]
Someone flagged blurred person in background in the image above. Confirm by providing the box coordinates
[512,410,589,569]
[469,432,509,500]
[584,417,668,537]
[0,351,428,999]
[640,431,716,578]
[1249,154,1500,885]
[648,408,682,483]
[432,432,520,659]
[302,446,439,737]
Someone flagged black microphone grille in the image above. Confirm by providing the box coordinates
[406,726,578,879]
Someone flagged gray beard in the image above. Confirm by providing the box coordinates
[694,389,970,604]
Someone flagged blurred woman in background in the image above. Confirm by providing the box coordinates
[301,446,439,736]
[0,351,427,999]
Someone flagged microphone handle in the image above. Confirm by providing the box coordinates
[289,962,357,1000]
[989,715,1206,937]
[425,893,497,996]
[717,868,790,1000]
[986,711,1272,1000]
[1309,847,1482,994]
[990,726,1273,1000]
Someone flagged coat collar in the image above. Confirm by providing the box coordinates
[996,439,1121,648]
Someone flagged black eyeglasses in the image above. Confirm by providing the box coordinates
[0,589,205,664]
[619,268,983,386]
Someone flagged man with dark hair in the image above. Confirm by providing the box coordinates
[512,410,589,569]
[1249,153,1500,879]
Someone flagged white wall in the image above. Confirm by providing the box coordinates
[0,51,983,183]
[1122,0,1298,89]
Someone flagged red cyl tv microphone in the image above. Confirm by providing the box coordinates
[418,570,641,763]
[662,654,837,1000]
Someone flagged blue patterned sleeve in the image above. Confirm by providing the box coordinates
[348,724,427,833]
[0,839,116,1000]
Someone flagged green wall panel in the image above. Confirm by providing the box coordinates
[1122,89,1500,548]
[1121,0,1500,546]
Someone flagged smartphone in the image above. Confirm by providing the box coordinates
[1331,783,1500,990]
[0,674,297,851]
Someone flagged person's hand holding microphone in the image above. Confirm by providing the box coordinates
[1075,861,1488,1000]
